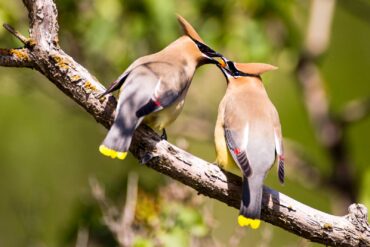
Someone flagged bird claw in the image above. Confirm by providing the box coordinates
[161,129,167,140]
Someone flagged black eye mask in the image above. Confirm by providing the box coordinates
[226,61,259,78]
[192,38,222,57]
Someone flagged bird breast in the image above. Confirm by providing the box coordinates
[144,96,186,131]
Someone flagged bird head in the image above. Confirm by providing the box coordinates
[176,14,225,65]
[215,57,278,80]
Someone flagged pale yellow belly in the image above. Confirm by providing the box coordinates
[143,98,185,131]
[214,122,241,175]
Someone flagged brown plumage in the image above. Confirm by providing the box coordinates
[99,15,224,160]
[215,61,284,229]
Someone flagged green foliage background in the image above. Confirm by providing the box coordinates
[0,0,369,246]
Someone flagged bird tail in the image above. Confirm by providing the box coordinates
[238,176,263,229]
[99,99,142,160]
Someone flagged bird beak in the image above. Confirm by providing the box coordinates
[213,56,227,68]
[211,56,229,80]
[213,57,239,80]
[214,57,234,74]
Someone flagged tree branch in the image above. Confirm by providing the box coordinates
[129,125,370,246]
[0,24,35,68]
[0,48,34,67]
[22,0,59,49]
[0,0,369,246]
[3,24,29,45]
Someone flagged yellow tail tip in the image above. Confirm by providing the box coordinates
[116,151,127,160]
[238,215,261,229]
[99,145,127,160]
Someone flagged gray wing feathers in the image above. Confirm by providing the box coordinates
[101,71,158,152]
[135,62,189,117]
[271,106,285,184]
[224,129,252,177]
[99,72,130,98]
[148,61,189,107]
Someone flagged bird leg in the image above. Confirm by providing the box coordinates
[161,129,167,140]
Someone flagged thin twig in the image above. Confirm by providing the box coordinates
[75,227,89,247]
[91,174,139,247]
[118,173,139,247]
[3,24,29,45]
[90,177,120,233]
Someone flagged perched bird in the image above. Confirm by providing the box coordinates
[99,15,224,160]
[214,60,284,229]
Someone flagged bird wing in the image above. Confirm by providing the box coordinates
[271,106,284,184]
[99,55,156,98]
[99,72,131,98]
[136,83,187,118]
[100,55,189,119]
[98,55,151,98]
[222,94,253,177]
[100,68,159,158]
[136,63,189,118]
[224,128,252,177]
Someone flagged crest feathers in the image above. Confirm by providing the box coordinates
[234,63,278,75]
[176,14,204,43]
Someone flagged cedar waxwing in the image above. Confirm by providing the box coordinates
[99,15,224,160]
[214,59,284,229]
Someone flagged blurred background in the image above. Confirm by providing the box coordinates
[0,0,369,246]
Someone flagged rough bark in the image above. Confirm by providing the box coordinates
[0,0,369,246]
[0,48,34,67]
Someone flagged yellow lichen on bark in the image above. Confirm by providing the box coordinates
[9,49,30,61]
[51,55,69,70]
[26,39,37,48]
[71,75,81,82]
[84,81,97,91]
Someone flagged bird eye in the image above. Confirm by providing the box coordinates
[227,61,240,76]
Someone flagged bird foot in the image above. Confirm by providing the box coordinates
[160,129,167,140]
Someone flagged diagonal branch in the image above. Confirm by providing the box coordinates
[0,0,369,246]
